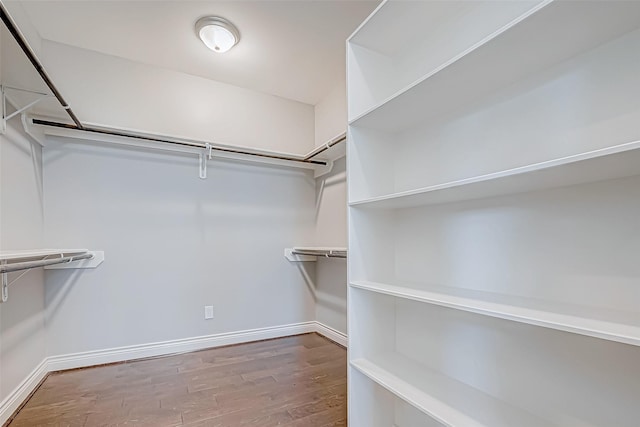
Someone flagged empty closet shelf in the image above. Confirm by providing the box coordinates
[351,354,550,427]
[0,249,104,303]
[348,1,640,131]
[0,248,88,262]
[0,253,92,274]
[349,139,640,210]
[0,249,104,274]
[350,281,640,347]
[0,249,105,273]
[285,247,347,261]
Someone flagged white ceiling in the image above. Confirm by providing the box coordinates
[14,0,379,106]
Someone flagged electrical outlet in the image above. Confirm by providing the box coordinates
[204,305,214,320]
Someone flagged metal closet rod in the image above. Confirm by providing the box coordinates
[304,134,347,161]
[291,249,347,259]
[32,119,328,166]
[0,5,83,129]
[0,253,94,274]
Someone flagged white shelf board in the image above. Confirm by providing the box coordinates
[348,1,640,131]
[44,251,105,270]
[0,249,89,262]
[349,139,640,210]
[31,117,324,173]
[351,280,640,347]
[285,247,347,262]
[351,354,549,427]
[292,246,347,252]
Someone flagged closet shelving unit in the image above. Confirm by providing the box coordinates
[347,0,640,426]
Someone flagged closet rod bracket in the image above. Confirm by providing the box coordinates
[199,152,207,179]
[314,159,334,178]
[1,261,7,303]
[199,143,215,179]
[1,85,52,134]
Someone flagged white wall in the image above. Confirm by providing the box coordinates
[0,116,47,404]
[315,80,347,147]
[42,139,317,356]
[40,41,316,155]
[313,83,348,335]
[27,37,325,356]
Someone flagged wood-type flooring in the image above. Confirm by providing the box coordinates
[6,333,347,426]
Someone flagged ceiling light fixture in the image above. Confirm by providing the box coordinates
[195,16,240,54]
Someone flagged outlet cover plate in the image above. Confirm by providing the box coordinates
[204,305,214,319]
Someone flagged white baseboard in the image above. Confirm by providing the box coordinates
[0,359,48,426]
[314,322,348,347]
[0,320,346,425]
[47,321,317,372]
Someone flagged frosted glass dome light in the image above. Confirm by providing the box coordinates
[196,17,240,53]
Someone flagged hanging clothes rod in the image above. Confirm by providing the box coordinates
[291,249,347,259]
[304,134,346,161]
[0,253,94,274]
[0,5,83,129]
[32,119,328,166]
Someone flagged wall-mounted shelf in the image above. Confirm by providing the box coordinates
[351,354,549,427]
[350,139,640,210]
[28,116,344,179]
[285,247,347,262]
[0,249,104,302]
[0,248,87,261]
[351,281,640,347]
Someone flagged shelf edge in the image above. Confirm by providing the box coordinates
[350,281,640,347]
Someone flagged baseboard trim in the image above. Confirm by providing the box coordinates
[0,320,347,425]
[47,321,317,372]
[0,359,49,426]
[314,322,348,347]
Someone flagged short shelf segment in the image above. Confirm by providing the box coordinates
[0,249,89,262]
[285,247,347,262]
[350,281,640,347]
[350,139,640,209]
[0,249,104,303]
[351,354,549,427]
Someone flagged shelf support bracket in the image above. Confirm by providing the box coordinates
[199,143,214,179]
[1,86,52,134]
[314,159,334,179]
[199,152,207,179]
[1,261,7,303]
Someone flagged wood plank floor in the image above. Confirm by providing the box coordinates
[7,333,347,427]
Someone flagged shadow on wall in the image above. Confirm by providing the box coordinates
[44,269,84,325]
[296,261,318,303]
[315,258,347,334]
[315,160,346,221]
[0,270,46,356]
